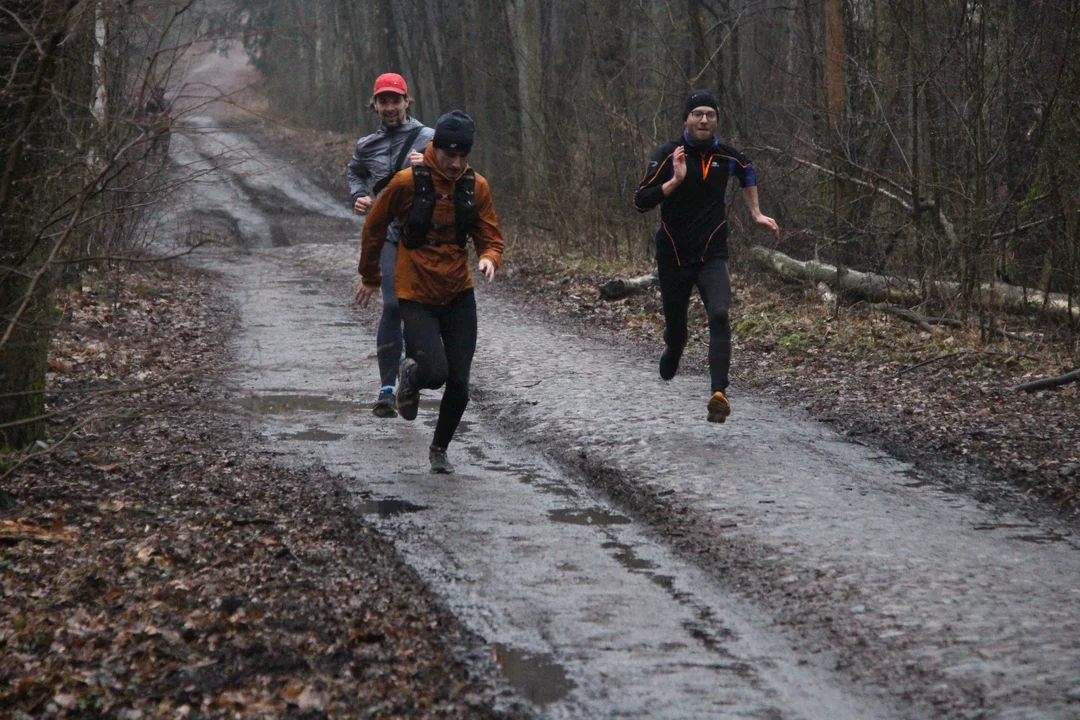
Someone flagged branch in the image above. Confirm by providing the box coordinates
[896,351,967,377]
[1012,369,1080,393]
[759,145,914,211]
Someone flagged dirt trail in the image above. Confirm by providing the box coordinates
[169,45,1080,719]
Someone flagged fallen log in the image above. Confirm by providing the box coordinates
[750,246,1080,322]
[1011,368,1080,393]
[598,272,657,301]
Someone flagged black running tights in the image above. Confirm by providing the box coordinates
[399,290,477,448]
[656,255,731,393]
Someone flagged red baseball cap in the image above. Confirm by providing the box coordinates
[372,73,408,97]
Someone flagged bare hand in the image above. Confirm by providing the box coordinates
[662,147,687,196]
[353,195,373,215]
[754,213,780,242]
[356,280,379,307]
[407,150,424,166]
[478,258,496,283]
[671,146,687,184]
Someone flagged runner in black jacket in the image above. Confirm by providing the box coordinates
[634,90,779,423]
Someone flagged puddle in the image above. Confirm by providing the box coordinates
[534,484,578,498]
[359,498,427,517]
[280,428,345,442]
[650,574,676,591]
[425,418,472,434]
[1010,533,1068,544]
[607,543,660,572]
[548,508,631,527]
[238,394,355,414]
[492,643,575,706]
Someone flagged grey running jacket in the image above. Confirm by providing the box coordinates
[346,116,434,203]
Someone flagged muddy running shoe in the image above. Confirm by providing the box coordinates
[396,358,420,421]
[707,391,731,423]
[659,346,682,381]
[429,445,454,474]
[372,387,397,418]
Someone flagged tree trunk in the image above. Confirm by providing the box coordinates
[0,1,78,449]
[824,0,846,129]
[507,0,547,201]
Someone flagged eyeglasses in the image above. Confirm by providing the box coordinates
[690,110,717,121]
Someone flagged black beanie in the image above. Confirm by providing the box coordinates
[433,110,475,153]
[683,89,719,119]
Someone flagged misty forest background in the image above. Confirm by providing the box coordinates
[244,0,1080,301]
[2,0,1079,450]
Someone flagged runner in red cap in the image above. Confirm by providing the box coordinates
[347,74,434,418]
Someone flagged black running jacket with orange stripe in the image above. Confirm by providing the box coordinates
[633,133,755,266]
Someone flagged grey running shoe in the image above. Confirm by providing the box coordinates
[429,445,454,474]
[372,387,397,418]
[659,346,682,380]
[707,391,731,423]
[396,358,420,421]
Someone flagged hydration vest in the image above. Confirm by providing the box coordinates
[403,166,480,250]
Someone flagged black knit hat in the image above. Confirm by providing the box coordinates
[433,110,475,153]
[683,89,719,119]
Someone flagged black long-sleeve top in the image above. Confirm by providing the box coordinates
[634,133,756,265]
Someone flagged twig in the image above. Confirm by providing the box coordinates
[871,303,935,333]
[896,351,967,377]
[867,303,1035,343]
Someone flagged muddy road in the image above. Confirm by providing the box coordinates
[168,111,1080,719]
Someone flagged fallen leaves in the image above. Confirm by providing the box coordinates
[3,264,500,718]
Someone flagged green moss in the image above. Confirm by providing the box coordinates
[735,317,761,336]
[779,332,809,350]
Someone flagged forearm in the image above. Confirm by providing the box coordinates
[662,177,682,197]
[346,158,371,200]
[358,230,386,285]
[743,185,763,217]
[473,185,505,265]
[633,184,666,211]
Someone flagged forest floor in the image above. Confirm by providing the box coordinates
[0,264,510,718]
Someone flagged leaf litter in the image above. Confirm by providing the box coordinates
[1,263,509,718]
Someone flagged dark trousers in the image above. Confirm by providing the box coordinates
[657,254,731,393]
[376,241,403,387]
[399,290,477,448]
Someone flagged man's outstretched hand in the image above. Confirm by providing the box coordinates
[754,213,780,242]
[478,258,496,282]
